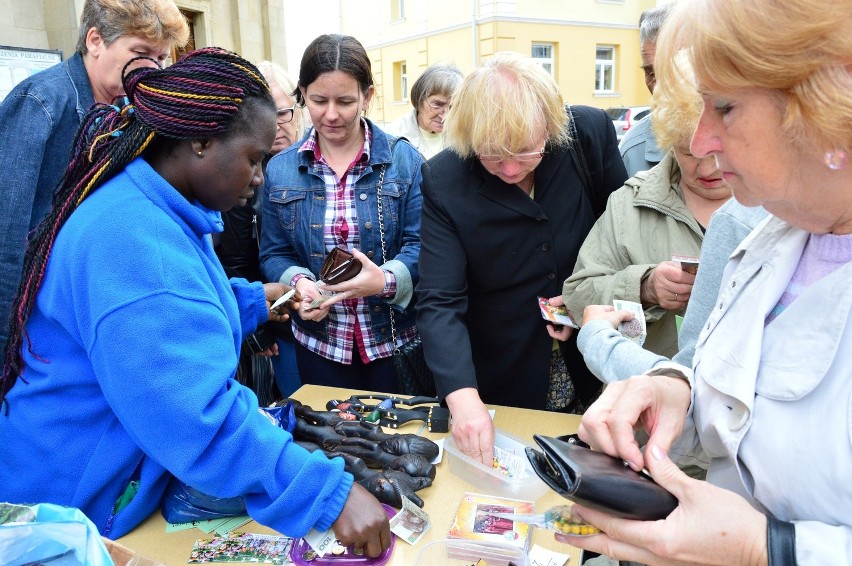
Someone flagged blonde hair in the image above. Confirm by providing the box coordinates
[651,51,701,151]
[445,52,568,158]
[656,0,852,156]
[76,0,189,55]
[256,60,305,138]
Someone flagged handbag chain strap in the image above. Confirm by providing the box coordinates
[375,164,399,354]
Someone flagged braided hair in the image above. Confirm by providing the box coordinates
[0,47,272,413]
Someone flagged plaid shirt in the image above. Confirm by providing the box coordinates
[294,121,412,364]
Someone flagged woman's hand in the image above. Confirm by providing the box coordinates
[445,388,494,466]
[581,304,635,329]
[322,249,386,299]
[263,283,301,322]
[332,483,392,558]
[294,277,332,322]
[555,446,768,566]
[640,261,696,310]
[578,373,691,472]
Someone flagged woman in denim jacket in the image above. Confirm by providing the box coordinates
[0,0,188,356]
[260,34,423,393]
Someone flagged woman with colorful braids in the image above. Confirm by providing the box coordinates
[0,47,392,553]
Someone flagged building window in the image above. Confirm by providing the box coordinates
[393,61,408,101]
[169,9,197,65]
[390,0,405,21]
[532,43,554,77]
[595,45,615,92]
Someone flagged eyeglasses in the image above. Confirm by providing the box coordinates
[477,148,546,163]
[276,106,296,125]
[426,99,449,112]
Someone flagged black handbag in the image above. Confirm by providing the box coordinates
[526,434,678,521]
[375,158,436,397]
[391,336,436,397]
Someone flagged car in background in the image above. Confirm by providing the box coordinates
[606,106,651,141]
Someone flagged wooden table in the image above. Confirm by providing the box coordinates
[118,385,583,565]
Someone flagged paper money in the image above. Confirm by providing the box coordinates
[270,288,296,314]
[613,299,647,347]
[389,496,431,545]
[303,527,336,558]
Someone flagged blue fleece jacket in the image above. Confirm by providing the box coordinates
[0,157,353,538]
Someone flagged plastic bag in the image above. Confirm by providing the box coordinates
[160,402,296,524]
[0,502,113,566]
[160,480,247,523]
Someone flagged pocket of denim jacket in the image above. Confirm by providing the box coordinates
[268,188,307,230]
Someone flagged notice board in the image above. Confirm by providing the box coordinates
[0,46,63,103]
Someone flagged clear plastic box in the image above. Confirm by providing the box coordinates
[443,429,549,501]
[413,539,529,566]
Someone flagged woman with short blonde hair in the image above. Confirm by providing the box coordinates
[446,52,568,158]
[417,51,627,466]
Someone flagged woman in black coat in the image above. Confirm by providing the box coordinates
[416,52,627,465]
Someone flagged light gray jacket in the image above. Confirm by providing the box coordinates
[687,215,852,564]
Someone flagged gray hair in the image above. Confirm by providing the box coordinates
[75,0,188,55]
[410,63,464,112]
[256,60,305,138]
[639,3,672,45]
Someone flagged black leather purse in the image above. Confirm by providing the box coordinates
[526,434,678,521]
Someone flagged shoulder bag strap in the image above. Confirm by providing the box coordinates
[566,105,596,212]
[375,156,398,351]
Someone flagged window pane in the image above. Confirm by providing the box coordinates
[532,45,551,58]
[596,47,613,61]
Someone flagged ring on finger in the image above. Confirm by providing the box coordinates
[675,293,679,301]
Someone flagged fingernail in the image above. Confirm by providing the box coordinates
[650,444,667,461]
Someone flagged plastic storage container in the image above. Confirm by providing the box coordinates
[443,429,549,501]
[413,539,529,566]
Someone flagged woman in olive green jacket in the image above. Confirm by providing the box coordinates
[563,54,731,357]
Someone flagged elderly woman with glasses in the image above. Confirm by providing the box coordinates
[416,52,627,465]
[386,63,464,159]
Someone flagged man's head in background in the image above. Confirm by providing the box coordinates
[639,4,673,94]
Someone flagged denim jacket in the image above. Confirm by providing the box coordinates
[0,52,94,349]
[260,119,423,343]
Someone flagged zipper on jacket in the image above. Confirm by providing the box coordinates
[252,214,260,252]
[103,455,144,536]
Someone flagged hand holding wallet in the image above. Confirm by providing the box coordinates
[318,247,362,285]
[525,434,678,521]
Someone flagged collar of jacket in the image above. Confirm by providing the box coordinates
[463,141,570,220]
[295,117,394,174]
[66,52,96,122]
[625,150,703,227]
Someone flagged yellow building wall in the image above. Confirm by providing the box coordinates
[344,0,659,125]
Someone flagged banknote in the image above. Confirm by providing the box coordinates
[390,496,431,545]
[613,299,647,347]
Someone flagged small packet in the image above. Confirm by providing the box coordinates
[487,504,601,537]
[537,297,579,329]
[672,254,699,275]
[613,299,647,346]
